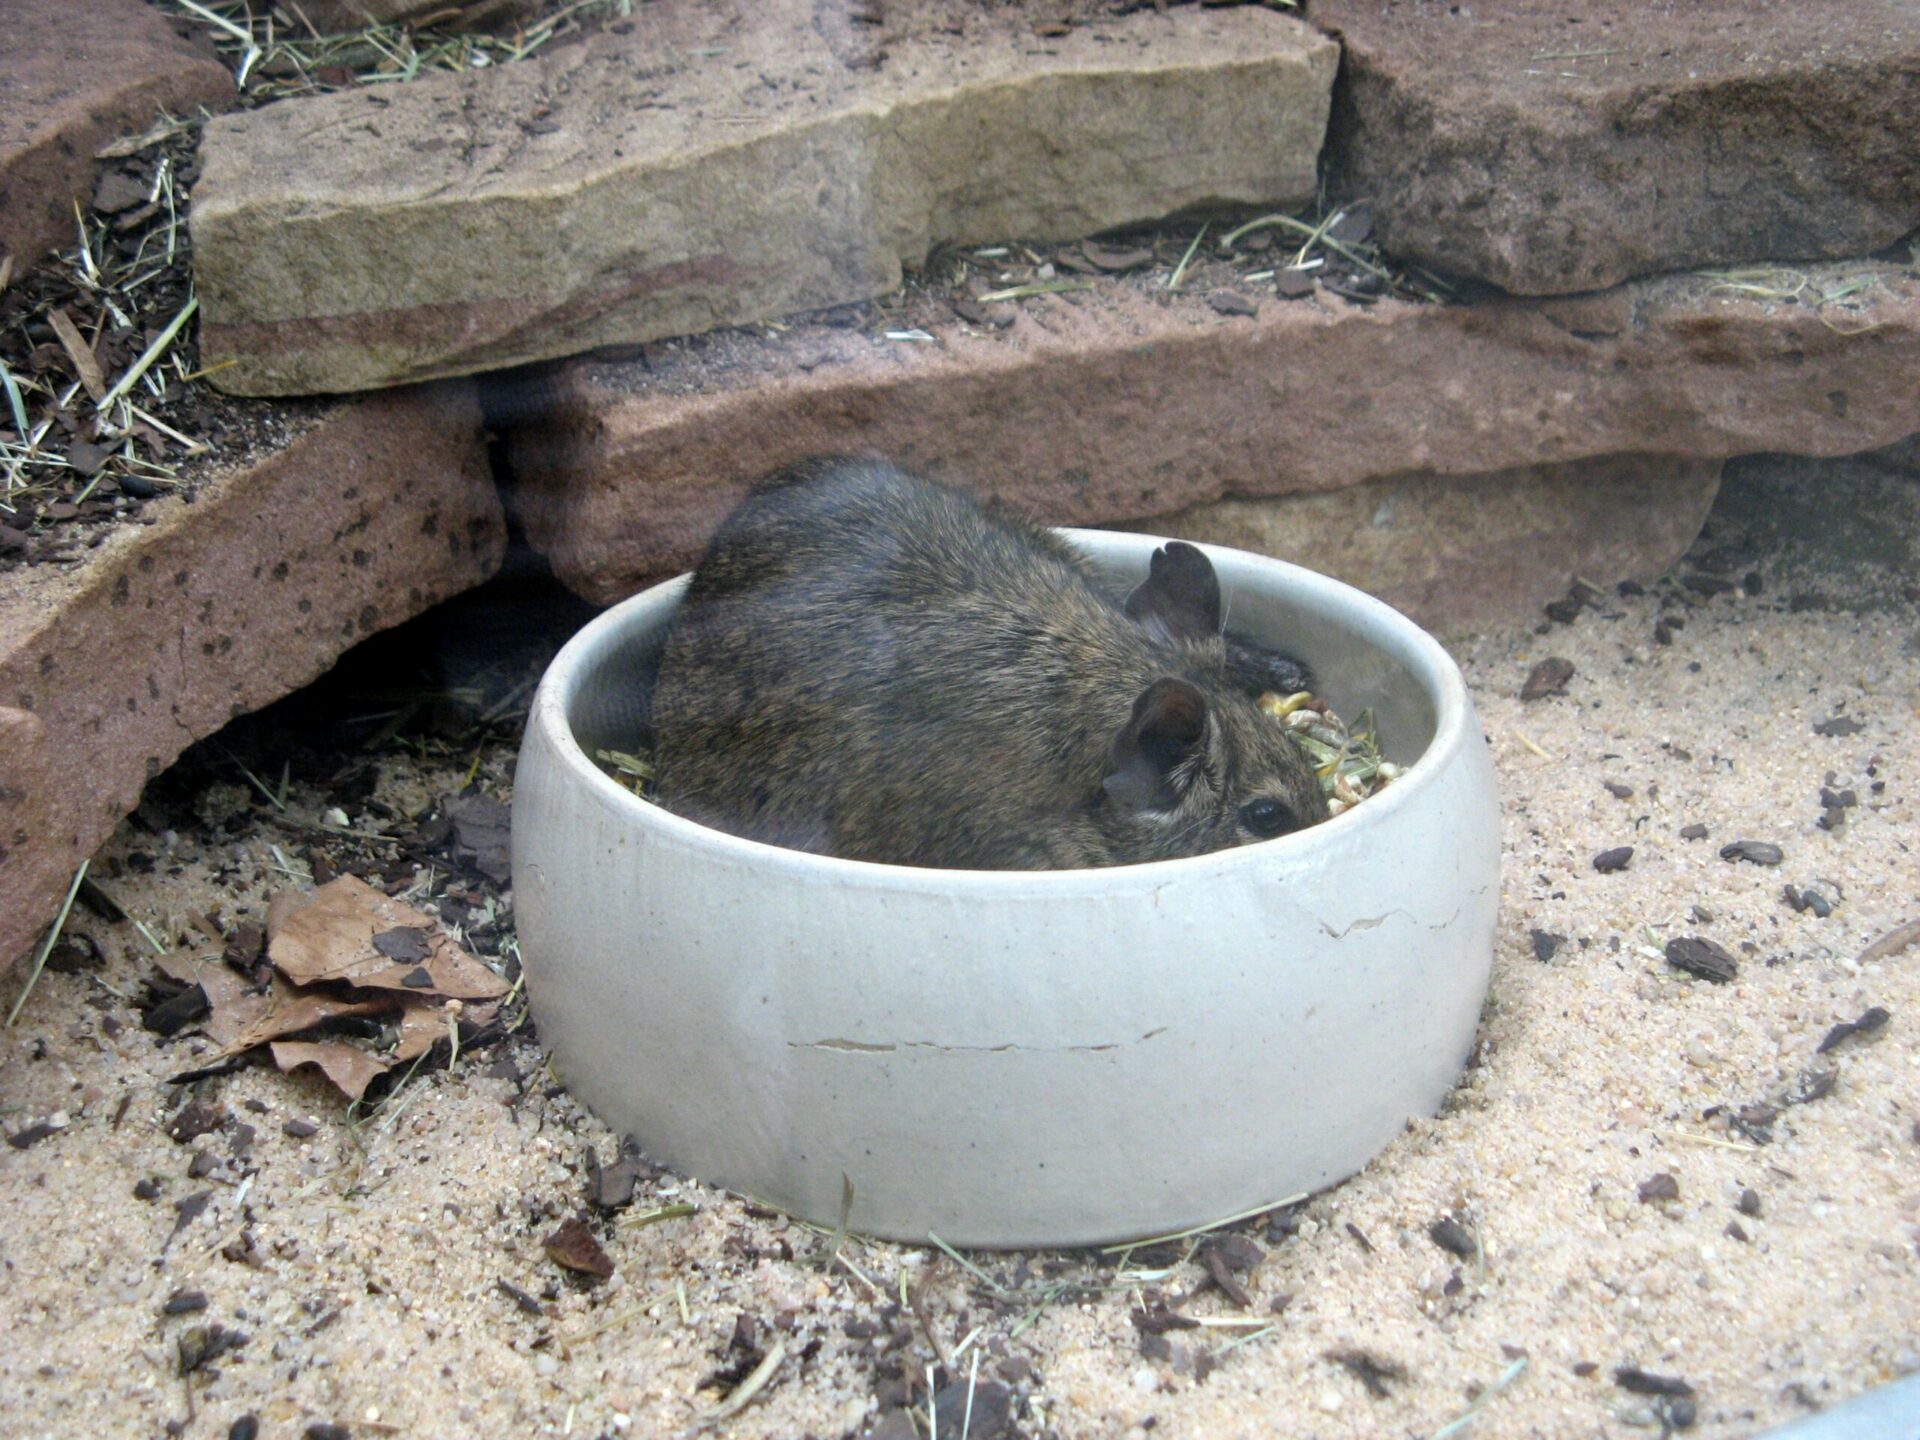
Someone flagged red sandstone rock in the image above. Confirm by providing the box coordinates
[298,0,542,28]
[190,0,1333,395]
[1143,457,1723,638]
[499,262,1920,607]
[0,385,503,973]
[1313,0,1920,295]
[0,0,234,274]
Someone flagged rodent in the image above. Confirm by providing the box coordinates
[646,458,1329,869]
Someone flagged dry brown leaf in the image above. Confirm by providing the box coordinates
[391,998,502,1063]
[268,875,508,1000]
[270,1040,390,1101]
[155,951,392,1055]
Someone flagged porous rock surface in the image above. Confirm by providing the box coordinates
[0,385,503,973]
[1315,0,1920,295]
[1141,456,1724,637]
[297,0,542,29]
[190,0,1336,395]
[0,0,235,273]
[500,261,1920,607]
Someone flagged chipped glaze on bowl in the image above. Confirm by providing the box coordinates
[512,530,1500,1248]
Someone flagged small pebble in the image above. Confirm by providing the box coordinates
[1593,846,1634,874]
[1720,839,1784,866]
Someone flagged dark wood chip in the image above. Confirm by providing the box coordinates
[1736,1188,1762,1217]
[495,1277,544,1316]
[229,1416,260,1440]
[7,1121,58,1149]
[1204,1233,1265,1273]
[283,1117,319,1138]
[1202,1244,1252,1308]
[134,1177,163,1200]
[1273,267,1316,297]
[930,1379,1012,1440]
[400,965,434,988]
[1520,657,1575,700]
[1614,1366,1695,1397]
[585,1141,657,1210]
[1725,1219,1750,1242]
[171,1189,214,1237]
[1344,1221,1374,1253]
[188,1149,220,1178]
[1572,1361,1599,1377]
[1529,930,1566,962]
[1601,782,1634,800]
[164,1288,210,1315]
[1592,846,1634,874]
[1131,1301,1199,1335]
[1544,597,1582,624]
[1812,715,1865,737]
[997,1354,1036,1385]
[166,1100,227,1143]
[1784,1067,1837,1105]
[1428,1216,1476,1257]
[1720,839,1784,866]
[1679,823,1709,840]
[1816,1005,1889,1054]
[144,982,211,1037]
[304,1425,351,1440]
[1325,204,1374,244]
[1207,290,1257,317]
[1664,936,1737,984]
[446,794,513,884]
[1636,1172,1680,1203]
[64,440,113,477]
[1326,1347,1404,1398]
[543,1216,614,1280]
[371,925,431,962]
[177,1322,247,1375]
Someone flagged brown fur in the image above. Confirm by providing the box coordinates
[648,459,1328,869]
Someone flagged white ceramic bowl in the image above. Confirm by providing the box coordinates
[512,530,1500,1248]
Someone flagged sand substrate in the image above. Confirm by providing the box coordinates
[2,449,1917,1440]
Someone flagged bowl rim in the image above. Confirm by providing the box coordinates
[526,528,1475,894]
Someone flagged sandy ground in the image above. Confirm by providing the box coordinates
[2,448,1916,1440]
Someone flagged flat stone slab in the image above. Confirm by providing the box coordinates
[1144,456,1722,637]
[0,0,234,274]
[1314,0,1920,294]
[0,385,503,973]
[499,260,1920,607]
[191,0,1336,395]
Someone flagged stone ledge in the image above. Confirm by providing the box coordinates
[1139,456,1723,637]
[191,0,1335,395]
[0,384,503,972]
[1314,0,1920,295]
[499,260,1920,607]
[0,0,235,274]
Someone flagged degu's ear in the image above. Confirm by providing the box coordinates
[1102,678,1210,811]
[1125,541,1222,643]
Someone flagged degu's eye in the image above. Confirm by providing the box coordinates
[1239,797,1295,839]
